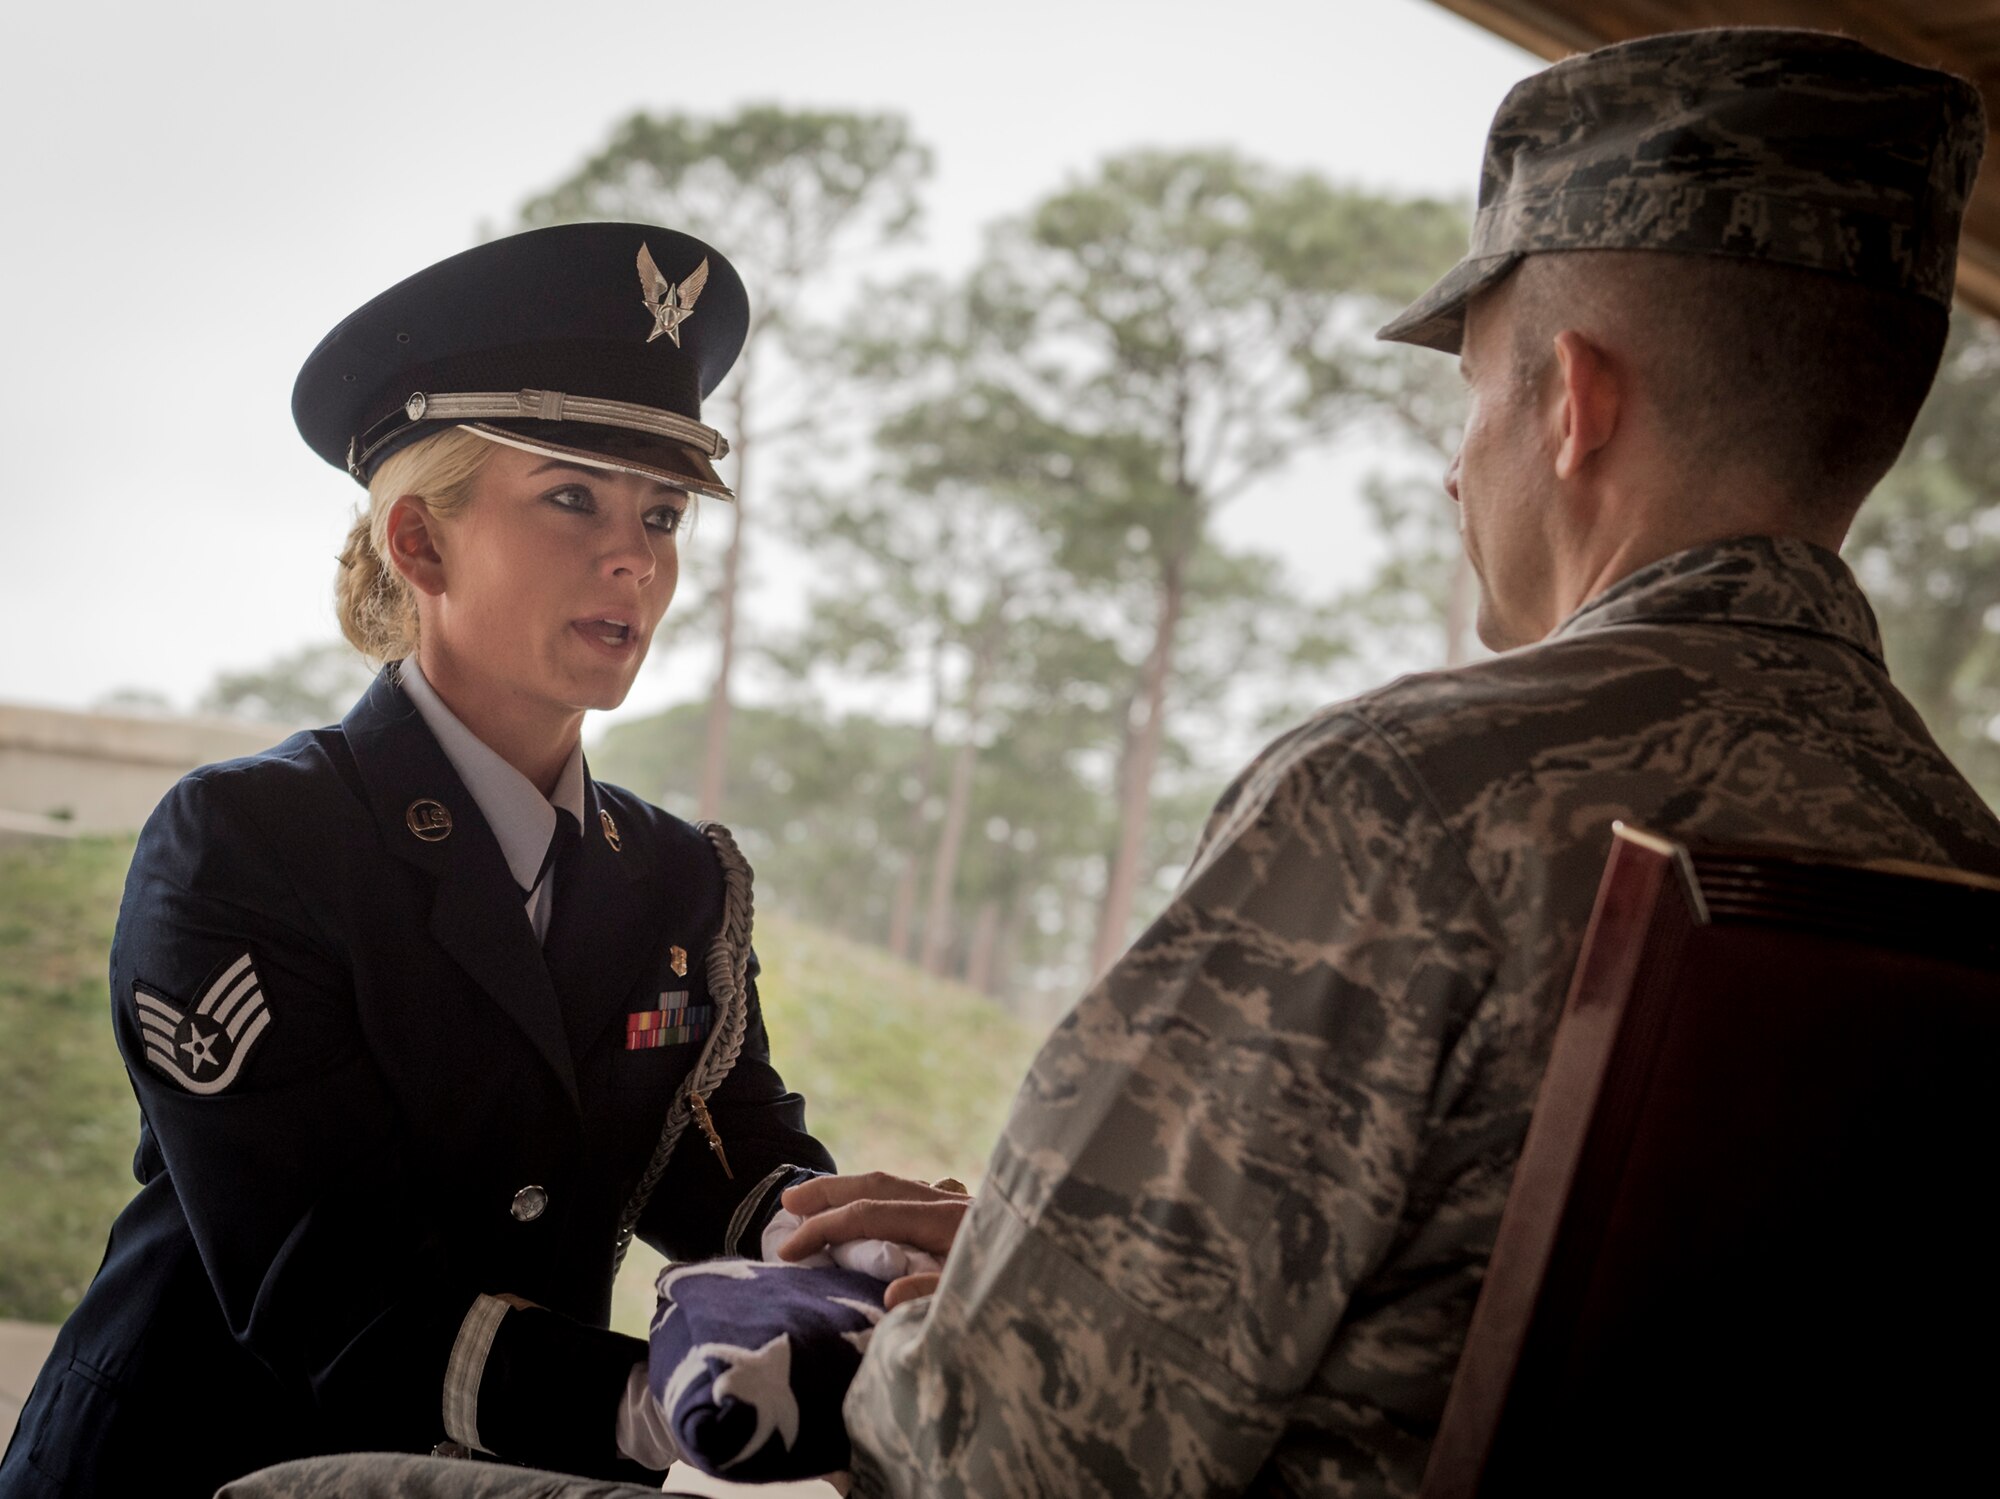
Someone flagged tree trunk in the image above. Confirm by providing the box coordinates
[919,703,982,977]
[1090,558,1185,976]
[698,376,753,822]
[990,887,1029,1005]
[887,634,946,962]
[919,609,1003,977]
[886,861,921,962]
[963,899,1002,994]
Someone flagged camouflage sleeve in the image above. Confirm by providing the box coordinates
[844,712,1498,1497]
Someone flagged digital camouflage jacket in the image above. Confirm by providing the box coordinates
[845,535,2000,1498]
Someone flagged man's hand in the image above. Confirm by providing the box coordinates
[779,1172,971,1309]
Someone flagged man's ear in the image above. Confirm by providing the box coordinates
[1550,329,1620,481]
[384,496,448,598]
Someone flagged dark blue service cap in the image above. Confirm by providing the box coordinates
[292,222,748,499]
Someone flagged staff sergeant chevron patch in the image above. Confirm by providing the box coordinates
[134,953,271,1095]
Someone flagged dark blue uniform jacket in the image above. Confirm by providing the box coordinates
[1,669,835,1497]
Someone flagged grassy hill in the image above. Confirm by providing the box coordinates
[0,836,1049,1334]
[0,836,141,1322]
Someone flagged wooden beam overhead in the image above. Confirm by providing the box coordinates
[1425,0,2000,321]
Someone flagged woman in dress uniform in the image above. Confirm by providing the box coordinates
[0,223,835,1497]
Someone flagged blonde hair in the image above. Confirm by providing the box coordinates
[334,428,493,661]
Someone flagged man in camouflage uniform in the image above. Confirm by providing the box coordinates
[216,25,1998,1499]
[787,26,2000,1499]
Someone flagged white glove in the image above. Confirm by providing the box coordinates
[614,1359,679,1470]
[760,1206,944,1281]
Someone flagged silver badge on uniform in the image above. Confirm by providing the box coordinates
[637,244,710,347]
[134,952,272,1095]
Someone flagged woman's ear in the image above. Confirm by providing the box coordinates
[384,495,448,598]
[1550,328,1620,482]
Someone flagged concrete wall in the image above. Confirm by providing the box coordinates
[0,703,286,840]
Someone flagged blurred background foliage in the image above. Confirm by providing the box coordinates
[1846,311,2000,800]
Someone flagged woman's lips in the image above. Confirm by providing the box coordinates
[572,617,639,655]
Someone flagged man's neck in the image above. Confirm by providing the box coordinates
[1548,481,1851,638]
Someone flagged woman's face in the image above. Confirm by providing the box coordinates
[418,442,689,714]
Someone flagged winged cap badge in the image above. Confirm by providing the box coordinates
[637,244,711,347]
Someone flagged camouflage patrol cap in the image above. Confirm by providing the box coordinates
[1377,28,1988,353]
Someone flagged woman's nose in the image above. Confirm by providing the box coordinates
[603,513,657,581]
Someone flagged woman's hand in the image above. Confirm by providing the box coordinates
[778,1172,972,1309]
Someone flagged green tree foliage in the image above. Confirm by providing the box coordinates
[91,688,176,716]
[592,701,921,937]
[792,260,1368,990]
[590,693,1116,1009]
[1846,311,2000,803]
[1331,473,1469,677]
[783,274,1125,980]
[518,107,932,821]
[198,641,375,726]
[519,107,929,328]
[1334,334,1479,673]
[920,152,1468,967]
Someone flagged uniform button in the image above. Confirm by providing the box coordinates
[510,1185,548,1222]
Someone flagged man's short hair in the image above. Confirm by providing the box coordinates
[1508,250,1950,512]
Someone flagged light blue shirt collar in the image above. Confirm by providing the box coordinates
[399,659,587,910]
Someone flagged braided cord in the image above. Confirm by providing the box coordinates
[611,821,756,1272]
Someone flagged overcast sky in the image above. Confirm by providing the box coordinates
[0,0,1535,722]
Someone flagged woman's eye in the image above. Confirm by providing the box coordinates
[546,485,594,512]
[646,507,685,536]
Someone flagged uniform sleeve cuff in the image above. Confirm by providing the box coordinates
[724,1165,823,1257]
[441,1293,511,1452]
[473,1305,648,1475]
